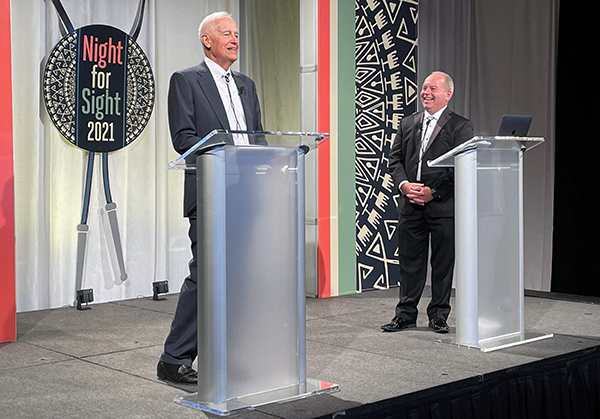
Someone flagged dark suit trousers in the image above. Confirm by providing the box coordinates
[395,209,454,323]
[160,217,197,367]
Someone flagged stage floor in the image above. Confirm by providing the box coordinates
[1,287,599,418]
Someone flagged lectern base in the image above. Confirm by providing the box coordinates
[441,332,554,353]
[174,377,340,416]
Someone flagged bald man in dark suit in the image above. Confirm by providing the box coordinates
[158,11,266,384]
[382,71,474,334]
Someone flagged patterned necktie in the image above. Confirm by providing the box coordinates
[223,73,242,131]
[417,116,435,180]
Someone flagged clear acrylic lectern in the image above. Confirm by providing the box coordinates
[428,136,553,352]
[168,130,338,415]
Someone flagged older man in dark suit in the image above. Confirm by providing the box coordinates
[382,71,474,334]
[157,11,266,384]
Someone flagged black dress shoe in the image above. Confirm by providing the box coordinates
[157,361,198,384]
[428,318,450,333]
[381,317,416,332]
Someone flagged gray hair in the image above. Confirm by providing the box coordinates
[430,71,454,93]
[198,11,232,42]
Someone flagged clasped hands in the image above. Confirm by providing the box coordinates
[401,182,434,206]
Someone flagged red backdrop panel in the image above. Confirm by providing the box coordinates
[317,0,331,298]
[0,0,16,343]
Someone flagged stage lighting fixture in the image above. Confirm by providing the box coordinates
[76,288,94,310]
[153,280,169,301]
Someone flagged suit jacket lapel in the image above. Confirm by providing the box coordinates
[195,62,231,131]
[407,112,425,176]
[231,73,254,130]
[413,111,425,149]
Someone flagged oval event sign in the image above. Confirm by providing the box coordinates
[43,24,155,152]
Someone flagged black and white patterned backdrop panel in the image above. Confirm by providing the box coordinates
[355,0,418,291]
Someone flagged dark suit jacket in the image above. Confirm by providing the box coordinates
[389,108,474,217]
[168,60,267,217]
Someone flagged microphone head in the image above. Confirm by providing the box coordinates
[238,86,246,96]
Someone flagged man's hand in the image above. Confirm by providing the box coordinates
[400,182,434,206]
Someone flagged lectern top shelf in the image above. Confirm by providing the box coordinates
[428,135,544,168]
[168,129,330,170]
